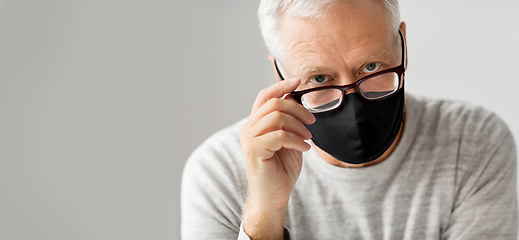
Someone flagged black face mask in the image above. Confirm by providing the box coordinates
[306,87,405,165]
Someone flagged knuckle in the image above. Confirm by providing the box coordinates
[271,97,282,107]
[276,81,286,93]
[238,125,250,139]
[239,132,247,144]
[268,112,287,128]
[271,111,284,120]
[276,130,288,139]
[258,88,269,100]
[241,140,259,161]
[239,125,245,136]
[242,148,254,161]
[265,98,283,111]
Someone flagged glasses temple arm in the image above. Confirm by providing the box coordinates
[273,59,286,81]
[399,30,406,70]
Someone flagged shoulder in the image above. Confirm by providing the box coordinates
[409,94,513,145]
[185,118,246,169]
[181,119,249,238]
[182,117,248,196]
[408,93,516,189]
[409,96,518,237]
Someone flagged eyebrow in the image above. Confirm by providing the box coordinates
[361,50,389,63]
[296,67,324,84]
[295,49,392,81]
[300,67,322,75]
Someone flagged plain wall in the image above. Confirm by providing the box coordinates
[0,0,517,239]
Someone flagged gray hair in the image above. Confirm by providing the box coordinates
[258,0,401,62]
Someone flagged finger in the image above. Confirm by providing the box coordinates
[251,111,312,140]
[251,77,301,114]
[263,130,311,154]
[252,130,311,160]
[248,97,315,126]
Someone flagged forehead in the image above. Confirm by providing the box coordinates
[279,0,395,67]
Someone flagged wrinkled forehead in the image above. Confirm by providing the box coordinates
[279,0,397,60]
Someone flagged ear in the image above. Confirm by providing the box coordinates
[268,54,283,83]
[399,22,408,69]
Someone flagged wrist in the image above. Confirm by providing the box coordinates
[247,191,290,210]
[242,197,288,239]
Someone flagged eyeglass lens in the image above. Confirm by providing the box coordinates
[300,72,399,113]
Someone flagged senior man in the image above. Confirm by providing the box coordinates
[181,0,517,239]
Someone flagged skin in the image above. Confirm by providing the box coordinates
[239,0,408,238]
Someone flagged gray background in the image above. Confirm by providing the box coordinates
[0,0,517,239]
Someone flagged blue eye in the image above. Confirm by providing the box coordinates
[364,63,381,73]
[310,75,329,84]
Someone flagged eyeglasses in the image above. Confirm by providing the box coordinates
[274,30,406,114]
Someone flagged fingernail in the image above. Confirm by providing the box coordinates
[304,142,312,151]
[306,130,313,140]
[308,113,316,124]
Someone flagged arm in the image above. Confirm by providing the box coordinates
[181,78,314,240]
[180,128,248,239]
[443,112,518,239]
[239,78,315,239]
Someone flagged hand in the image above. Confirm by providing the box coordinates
[239,77,315,239]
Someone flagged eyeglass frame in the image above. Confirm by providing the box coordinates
[274,30,406,111]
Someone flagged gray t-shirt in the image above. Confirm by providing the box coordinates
[181,93,518,239]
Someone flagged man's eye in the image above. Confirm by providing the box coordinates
[363,63,381,73]
[310,75,329,84]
